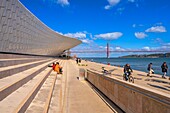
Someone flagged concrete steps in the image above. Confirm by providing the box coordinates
[0,59,56,101]
[0,53,66,113]
[48,61,66,113]
[0,66,53,113]
[0,53,46,59]
[0,59,52,79]
[25,61,65,113]
[25,71,58,113]
[0,58,46,67]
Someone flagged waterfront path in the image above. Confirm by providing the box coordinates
[50,60,117,113]
[83,60,170,95]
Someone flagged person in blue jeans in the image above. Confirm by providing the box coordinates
[124,64,133,81]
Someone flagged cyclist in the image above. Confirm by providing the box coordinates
[123,64,133,81]
[102,67,111,75]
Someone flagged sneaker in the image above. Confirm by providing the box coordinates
[162,76,166,79]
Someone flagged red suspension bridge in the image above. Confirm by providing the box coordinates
[69,43,170,58]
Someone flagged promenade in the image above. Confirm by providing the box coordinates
[0,56,170,113]
[84,60,170,95]
[49,60,118,113]
[51,59,170,113]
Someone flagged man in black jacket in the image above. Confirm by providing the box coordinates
[161,62,168,79]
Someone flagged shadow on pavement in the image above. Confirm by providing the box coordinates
[134,77,142,80]
[112,74,122,77]
[147,83,170,91]
[137,74,146,77]
[145,79,170,85]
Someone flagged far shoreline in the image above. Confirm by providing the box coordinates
[78,57,170,76]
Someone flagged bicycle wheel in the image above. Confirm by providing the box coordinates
[129,76,134,83]
[123,74,126,81]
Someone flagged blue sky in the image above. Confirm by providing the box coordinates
[20,0,170,57]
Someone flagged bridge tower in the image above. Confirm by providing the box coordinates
[107,42,109,58]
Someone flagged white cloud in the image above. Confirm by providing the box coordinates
[143,46,150,51]
[115,46,125,51]
[115,46,121,50]
[145,26,167,33]
[152,38,163,44]
[105,0,120,10]
[132,24,144,28]
[116,7,125,14]
[56,31,63,35]
[99,46,104,49]
[105,5,112,10]
[128,0,135,3]
[81,39,93,44]
[56,31,93,44]
[57,0,69,6]
[162,43,170,46]
[132,24,136,28]
[64,32,86,39]
[95,32,123,40]
[155,22,162,26]
[134,32,147,39]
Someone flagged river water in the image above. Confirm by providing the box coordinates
[84,58,170,76]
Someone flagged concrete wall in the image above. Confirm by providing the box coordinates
[86,70,170,113]
[0,0,81,56]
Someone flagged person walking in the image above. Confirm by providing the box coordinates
[79,58,81,63]
[147,63,154,77]
[161,62,168,79]
[76,58,79,64]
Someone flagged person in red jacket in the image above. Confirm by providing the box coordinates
[52,62,56,71]
[54,62,62,74]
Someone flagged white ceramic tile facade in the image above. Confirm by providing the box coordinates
[0,0,81,56]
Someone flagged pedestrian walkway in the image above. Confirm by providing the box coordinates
[85,60,170,95]
[58,60,115,113]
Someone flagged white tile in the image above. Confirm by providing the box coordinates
[1,0,7,7]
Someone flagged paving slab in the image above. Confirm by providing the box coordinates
[59,60,113,113]
[82,60,170,95]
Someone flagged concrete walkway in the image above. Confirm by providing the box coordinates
[60,60,114,113]
[84,60,170,95]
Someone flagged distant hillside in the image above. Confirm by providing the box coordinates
[120,53,170,58]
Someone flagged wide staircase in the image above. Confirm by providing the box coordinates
[0,53,64,113]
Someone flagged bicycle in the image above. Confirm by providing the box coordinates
[123,72,134,83]
[102,67,111,75]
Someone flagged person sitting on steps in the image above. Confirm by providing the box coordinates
[54,62,62,74]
